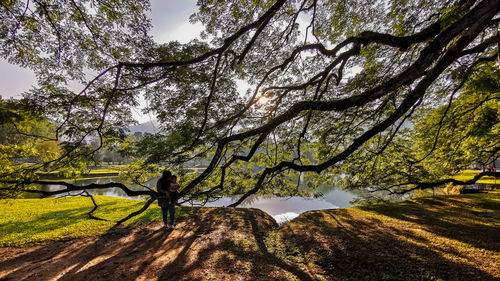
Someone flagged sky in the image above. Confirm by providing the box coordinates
[0,0,202,121]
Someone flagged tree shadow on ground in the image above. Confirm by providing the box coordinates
[1,194,498,280]
[0,207,312,280]
[269,194,500,280]
[359,195,500,252]
[153,207,314,280]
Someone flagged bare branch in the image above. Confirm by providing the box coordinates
[69,0,100,48]
[83,191,108,221]
[0,180,157,198]
[395,171,500,194]
[114,197,156,226]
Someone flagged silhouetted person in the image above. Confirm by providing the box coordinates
[164,175,180,229]
[156,170,172,229]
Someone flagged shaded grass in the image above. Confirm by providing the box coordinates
[0,196,192,247]
[266,190,500,280]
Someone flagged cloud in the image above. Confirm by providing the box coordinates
[273,212,300,224]
[150,0,201,44]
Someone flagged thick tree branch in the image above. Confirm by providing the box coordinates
[227,1,499,206]
[0,180,157,198]
[396,171,500,194]
[83,191,108,221]
[120,0,288,70]
[114,197,156,226]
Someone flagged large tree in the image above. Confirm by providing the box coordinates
[1,0,499,221]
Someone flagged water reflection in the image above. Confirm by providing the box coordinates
[202,187,357,224]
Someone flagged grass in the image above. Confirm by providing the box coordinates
[266,190,500,280]
[0,196,192,247]
[39,168,120,176]
[1,192,499,280]
[454,170,499,185]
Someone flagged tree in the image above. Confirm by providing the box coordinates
[335,63,499,194]
[1,0,499,222]
[0,99,60,166]
[411,65,499,179]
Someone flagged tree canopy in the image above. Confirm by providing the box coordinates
[1,0,499,219]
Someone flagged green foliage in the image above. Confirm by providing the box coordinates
[1,0,152,76]
[1,0,149,173]
[1,0,498,204]
[0,100,61,179]
[337,62,499,191]
[412,65,500,177]
[116,160,162,186]
[440,1,471,29]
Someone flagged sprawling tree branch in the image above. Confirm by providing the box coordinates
[2,0,499,219]
[0,180,157,198]
[396,171,500,194]
[179,0,500,204]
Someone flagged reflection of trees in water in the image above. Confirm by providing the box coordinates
[350,189,412,205]
[317,184,412,205]
[222,185,357,207]
[221,181,408,208]
[233,193,275,206]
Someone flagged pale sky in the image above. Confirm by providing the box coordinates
[0,0,202,123]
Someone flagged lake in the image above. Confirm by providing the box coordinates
[33,176,404,224]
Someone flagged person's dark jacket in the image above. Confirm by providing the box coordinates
[156,176,169,207]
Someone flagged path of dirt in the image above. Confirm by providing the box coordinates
[0,207,310,281]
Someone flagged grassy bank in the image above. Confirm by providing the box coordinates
[454,170,499,184]
[0,196,192,247]
[37,167,122,179]
[266,190,500,280]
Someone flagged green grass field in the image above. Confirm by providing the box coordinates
[0,196,191,247]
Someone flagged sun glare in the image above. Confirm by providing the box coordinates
[257,96,269,105]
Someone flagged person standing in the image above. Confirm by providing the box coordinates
[165,175,180,229]
[156,170,172,229]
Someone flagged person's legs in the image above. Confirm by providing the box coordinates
[168,202,175,227]
[161,204,169,227]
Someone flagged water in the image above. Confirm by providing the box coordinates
[34,176,359,224]
[204,188,356,224]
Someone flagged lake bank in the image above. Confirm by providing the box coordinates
[25,176,366,224]
[1,191,499,280]
[27,168,498,225]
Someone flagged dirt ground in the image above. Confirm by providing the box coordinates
[0,207,306,281]
[1,194,499,281]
